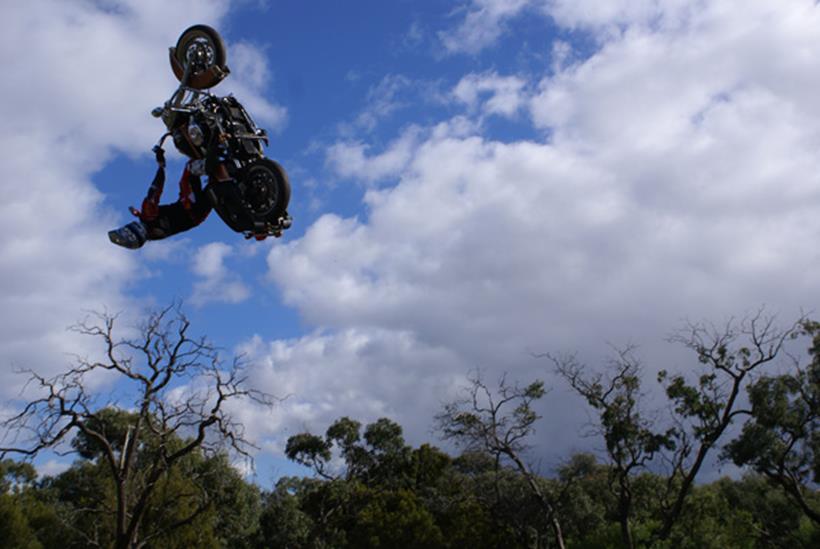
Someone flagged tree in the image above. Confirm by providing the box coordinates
[0,305,273,549]
[654,311,804,540]
[724,319,820,525]
[436,372,566,549]
[553,347,675,549]
[285,416,413,486]
[279,415,540,548]
[544,310,809,543]
[281,417,475,548]
[283,417,421,547]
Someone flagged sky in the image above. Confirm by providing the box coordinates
[2,0,820,484]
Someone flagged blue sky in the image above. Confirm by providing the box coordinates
[4,0,820,484]
[97,1,569,351]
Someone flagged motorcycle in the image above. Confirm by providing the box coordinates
[152,25,291,240]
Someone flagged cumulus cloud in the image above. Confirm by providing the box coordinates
[326,126,425,184]
[235,329,471,447]
[0,1,282,395]
[248,0,820,460]
[190,242,250,306]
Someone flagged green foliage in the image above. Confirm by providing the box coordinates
[256,477,315,548]
[270,417,558,548]
[0,460,37,494]
[0,461,62,549]
[664,480,758,549]
[71,408,141,460]
[285,433,332,476]
[347,488,444,548]
[286,416,413,487]
[0,492,43,549]
[724,320,820,524]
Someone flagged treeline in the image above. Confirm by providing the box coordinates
[0,307,818,548]
[1,417,818,548]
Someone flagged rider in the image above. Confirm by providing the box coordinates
[108,138,213,249]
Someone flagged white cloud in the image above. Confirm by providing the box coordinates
[229,42,272,91]
[220,41,288,130]
[355,75,413,132]
[140,237,193,263]
[190,242,250,306]
[326,126,425,184]
[402,21,426,51]
[36,459,72,479]
[0,1,281,393]
[440,0,539,55]
[249,0,820,461]
[235,329,470,446]
[453,71,529,118]
[545,0,696,34]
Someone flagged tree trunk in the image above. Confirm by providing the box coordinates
[618,510,634,549]
[618,479,634,549]
[506,450,566,549]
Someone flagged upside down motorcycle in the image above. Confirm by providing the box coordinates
[154,24,291,239]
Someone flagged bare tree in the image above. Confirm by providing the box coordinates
[552,346,674,549]
[436,372,566,549]
[0,304,274,549]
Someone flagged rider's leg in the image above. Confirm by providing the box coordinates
[142,200,211,241]
[108,199,211,249]
[108,147,168,249]
[140,151,166,220]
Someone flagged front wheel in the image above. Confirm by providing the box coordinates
[169,25,229,89]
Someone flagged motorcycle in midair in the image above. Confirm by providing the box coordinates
[153,24,292,240]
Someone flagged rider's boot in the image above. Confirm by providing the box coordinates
[108,221,148,249]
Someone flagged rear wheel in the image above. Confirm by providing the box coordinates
[209,159,291,236]
[243,159,291,220]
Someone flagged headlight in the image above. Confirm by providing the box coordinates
[187,121,204,146]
